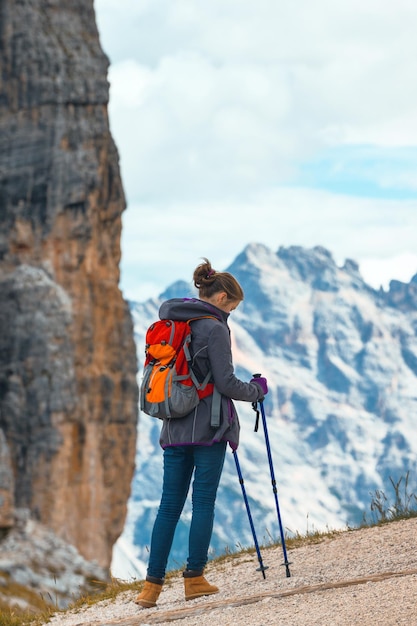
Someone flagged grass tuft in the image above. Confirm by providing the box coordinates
[362,471,417,526]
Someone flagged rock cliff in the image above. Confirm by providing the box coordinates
[0,0,138,569]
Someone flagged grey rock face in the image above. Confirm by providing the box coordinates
[0,0,138,571]
[0,266,75,509]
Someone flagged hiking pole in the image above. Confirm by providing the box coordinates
[232,449,268,579]
[252,374,291,578]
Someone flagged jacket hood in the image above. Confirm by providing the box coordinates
[159,298,228,323]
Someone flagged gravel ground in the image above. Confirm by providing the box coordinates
[47,517,417,626]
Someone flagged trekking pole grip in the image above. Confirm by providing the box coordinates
[252,373,263,397]
[251,373,262,432]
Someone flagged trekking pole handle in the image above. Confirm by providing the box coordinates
[252,373,263,394]
[251,373,262,432]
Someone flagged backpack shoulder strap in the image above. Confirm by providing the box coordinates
[186,315,223,428]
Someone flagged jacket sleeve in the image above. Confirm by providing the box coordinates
[206,322,263,402]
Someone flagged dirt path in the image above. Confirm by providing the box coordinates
[47,517,417,626]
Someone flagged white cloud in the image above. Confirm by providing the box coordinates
[101,0,417,204]
[120,188,417,301]
[360,252,417,290]
[95,0,417,301]
[108,60,154,108]
[108,53,300,202]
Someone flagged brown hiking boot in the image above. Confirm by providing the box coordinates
[135,578,163,608]
[183,570,219,601]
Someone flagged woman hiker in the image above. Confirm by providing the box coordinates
[135,258,268,608]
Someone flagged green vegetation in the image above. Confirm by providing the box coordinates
[363,471,417,526]
[1,473,416,626]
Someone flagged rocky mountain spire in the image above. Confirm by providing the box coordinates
[0,0,138,568]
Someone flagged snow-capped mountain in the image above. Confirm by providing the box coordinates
[112,243,417,579]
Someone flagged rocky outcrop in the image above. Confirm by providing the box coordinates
[385,274,417,311]
[0,0,138,569]
[0,509,108,611]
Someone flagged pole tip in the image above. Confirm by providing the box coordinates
[256,564,269,579]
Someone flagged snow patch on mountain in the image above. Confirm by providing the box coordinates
[111,244,417,580]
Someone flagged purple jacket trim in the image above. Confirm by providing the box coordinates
[161,438,226,449]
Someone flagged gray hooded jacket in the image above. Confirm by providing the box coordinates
[157,298,264,449]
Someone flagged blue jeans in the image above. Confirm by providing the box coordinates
[147,442,227,579]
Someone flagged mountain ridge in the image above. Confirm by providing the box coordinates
[113,243,417,578]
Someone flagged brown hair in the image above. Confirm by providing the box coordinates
[193,258,244,302]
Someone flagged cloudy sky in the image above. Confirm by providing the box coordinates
[95,0,417,302]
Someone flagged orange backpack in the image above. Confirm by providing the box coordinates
[140,318,216,419]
